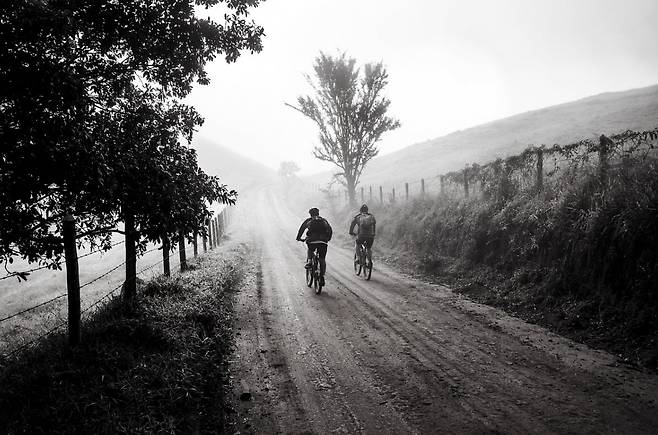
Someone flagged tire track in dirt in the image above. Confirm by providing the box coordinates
[231,187,415,434]
[229,185,658,434]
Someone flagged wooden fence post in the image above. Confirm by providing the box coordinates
[392,187,396,203]
[369,186,373,202]
[440,175,445,195]
[421,179,425,197]
[361,187,364,203]
[63,215,80,346]
[163,237,170,277]
[536,148,544,191]
[379,186,383,204]
[463,168,470,198]
[405,183,409,201]
[179,231,187,271]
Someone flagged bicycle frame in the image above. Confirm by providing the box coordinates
[300,238,323,294]
[353,238,372,280]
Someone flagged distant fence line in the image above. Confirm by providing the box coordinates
[320,127,658,205]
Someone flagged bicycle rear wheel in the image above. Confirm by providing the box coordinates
[315,271,322,294]
[306,267,313,287]
[354,252,362,276]
[365,260,372,280]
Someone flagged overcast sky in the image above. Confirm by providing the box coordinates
[186,0,658,175]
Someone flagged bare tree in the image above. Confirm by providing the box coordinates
[288,52,400,204]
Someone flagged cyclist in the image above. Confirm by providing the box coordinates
[349,204,376,267]
[296,207,333,286]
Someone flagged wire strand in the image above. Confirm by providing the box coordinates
[4,319,67,359]
[79,246,159,290]
[0,240,126,281]
[0,293,67,324]
[76,240,125,260]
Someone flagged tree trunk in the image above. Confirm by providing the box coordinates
[63,215,80,346]
[179,230,187,272]
[346,174,357,206]
[163,236,170,277]
[124,205,137,302]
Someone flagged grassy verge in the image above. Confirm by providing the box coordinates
[330,159,658,371]
[0,243,247,433]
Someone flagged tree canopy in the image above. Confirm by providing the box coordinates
[0,0,263,279]
[290,52,400,203]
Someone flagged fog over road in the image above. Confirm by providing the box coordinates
[228,185,658,434]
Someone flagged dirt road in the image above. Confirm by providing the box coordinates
[229,186,658,434]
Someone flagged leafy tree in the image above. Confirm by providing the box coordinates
[0,0,263,278]
[278,161,301,180]
[289,52,400,204]
[98,84,236,298]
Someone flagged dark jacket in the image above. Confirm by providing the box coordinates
[296,216,333,243]
[349,212,376,237]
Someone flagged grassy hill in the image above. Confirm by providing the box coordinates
[192,136,277,192]
[357,84,658,187]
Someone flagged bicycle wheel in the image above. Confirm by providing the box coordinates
[315,271,322,294]
[365,249,372,280]
[354,252,362,276]
[365,260,372,280]
[306,266,313,287]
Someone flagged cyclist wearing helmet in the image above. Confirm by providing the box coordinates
[349,204,376,266]
[296,207,333,286]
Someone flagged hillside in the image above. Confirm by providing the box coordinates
[356,84,658,187]
[192,136,277,192]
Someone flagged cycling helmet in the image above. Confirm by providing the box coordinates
[309,207,319,216]
[360,204,368,213]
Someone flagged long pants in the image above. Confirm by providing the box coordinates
[307,242,327,276]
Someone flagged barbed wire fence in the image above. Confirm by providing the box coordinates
[0,206,233,360]
[319,128,658,206]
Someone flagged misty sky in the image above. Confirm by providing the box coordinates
[186,0,658,175]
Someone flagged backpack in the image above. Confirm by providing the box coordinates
[308,216,332,240]
[358,213,375,235]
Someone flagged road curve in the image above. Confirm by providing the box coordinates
[228,185,658,434]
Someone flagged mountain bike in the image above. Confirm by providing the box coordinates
[300,239,323,294]
[353,239,372,280]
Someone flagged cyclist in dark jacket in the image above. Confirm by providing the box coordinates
[349,204,376,266]
[296,207,332,285]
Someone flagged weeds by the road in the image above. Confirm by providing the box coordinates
[329,158,658,370]
[0,244,246,433]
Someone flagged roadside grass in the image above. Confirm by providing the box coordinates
[0,244,246,433]
[336,158,658,370]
